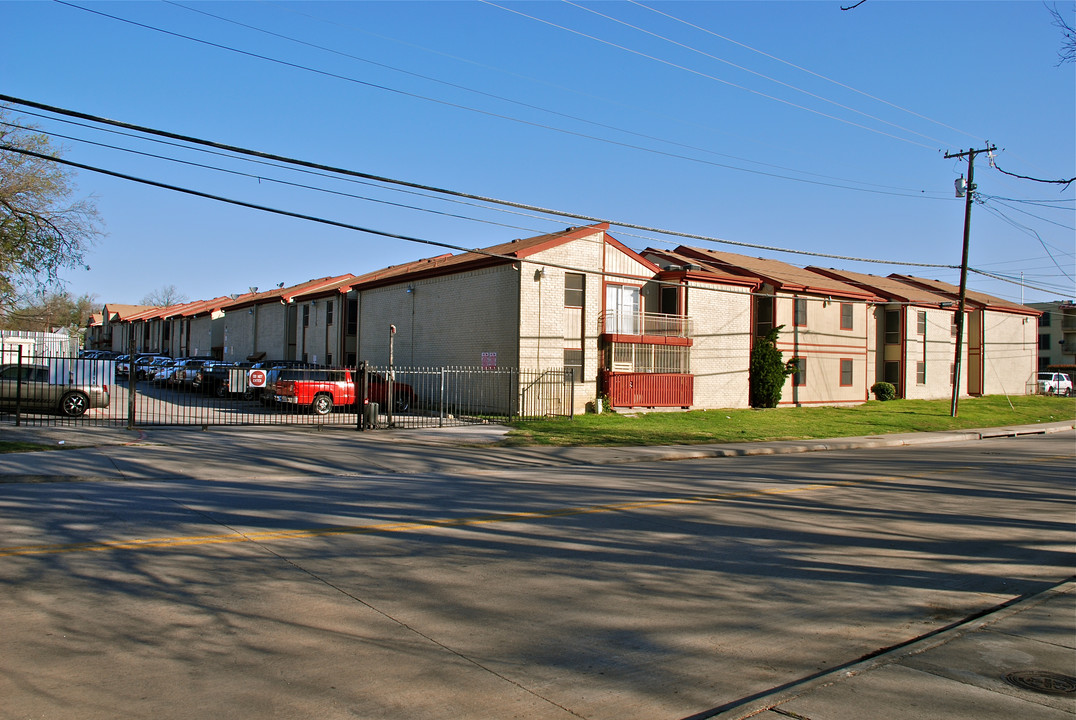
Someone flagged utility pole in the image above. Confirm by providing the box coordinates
[945,144,996,418]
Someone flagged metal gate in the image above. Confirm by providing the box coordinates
[0,353,574,429]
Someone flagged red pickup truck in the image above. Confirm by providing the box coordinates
[272,368,416,415]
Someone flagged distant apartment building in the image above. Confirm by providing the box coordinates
[1030,301,1076,371]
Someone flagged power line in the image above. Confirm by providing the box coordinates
[169,0,944,198]
[628,0,987,146]
[0,94,958,269]
[0,120,549,236]
[980,196,1075,232]
[482,0,938,150]
[51,0,942,199]
[978,202,1075,285]
[565,0,953,148]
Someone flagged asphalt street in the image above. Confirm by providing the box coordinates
[0,422,1072,719]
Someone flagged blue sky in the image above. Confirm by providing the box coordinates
[4,0,1074,306]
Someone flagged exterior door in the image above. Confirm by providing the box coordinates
[606,284,640,334]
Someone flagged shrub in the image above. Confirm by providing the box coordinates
[750,326,796,408]
[871,382,897,401]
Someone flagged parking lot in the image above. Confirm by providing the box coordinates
[2,358,573,429]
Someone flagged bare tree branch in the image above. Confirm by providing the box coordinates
[1046,2,1076,65]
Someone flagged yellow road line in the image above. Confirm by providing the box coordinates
[1,453,1069,558]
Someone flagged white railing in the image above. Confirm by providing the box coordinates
[599,311,692,338]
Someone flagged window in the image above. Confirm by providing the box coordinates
[917,311,927,336]
[660,285,679,315]
[884,361,900,386]
[791,357,806,386]
[564,273,585,307]
[606,284,640,334]
[1039,334,1051,350]
[303,304,310,328]
[951,313,959,338]
[884,310,900,345]
[326,302,334,326]
[916,361,926,385]
[1039,311,1051,327]
[840,359,853,386]
[794,298,807,326]
[755,296,775,336]
[563,349,583,381]
[840,303,853,330]
[346,298,358,335]
[326,354,333,367]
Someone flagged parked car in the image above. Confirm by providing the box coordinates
[170,358,213,390]
[250,361,322,404]
[132,355,169,380]
[147,358,179,384]
[1037,372,1073,396]
[271,367,416,415]
[193,361,253,397]
[0,363,110,417]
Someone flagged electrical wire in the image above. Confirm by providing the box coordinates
[0,94,960,269]
[628,0,987,145]
[977,201,1075,284]
[482,0,938,150]
[564,0,953,148]
[51,0,943,199]
[0,120,547,236]
[982,197,1075,232]
[11,142,1009,306]
[168,0,945,197]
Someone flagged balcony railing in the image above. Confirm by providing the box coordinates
[599,311,692,338]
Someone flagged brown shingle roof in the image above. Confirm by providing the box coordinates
[888,275,1039,315]
[807,268,955,305]
[675,247,880,300]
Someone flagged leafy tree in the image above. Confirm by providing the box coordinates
[141,284,188,307]
[0,107,102,301]
[749,325,796,408]
[0,289,98,334]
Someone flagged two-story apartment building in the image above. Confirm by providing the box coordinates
[890,275,1039,397]
[666,246,881,406]
[1030,300,1076,371]
[807,268,962,400]
[90,225,1043,413]
[217,275,354,363]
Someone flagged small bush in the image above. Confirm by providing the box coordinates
[871,382,896,401]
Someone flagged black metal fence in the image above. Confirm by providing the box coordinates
[0,354,575,429]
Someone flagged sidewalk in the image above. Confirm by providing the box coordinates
[1,420,1073,719]
[704,580,1075,720]
[2,417,1076,473]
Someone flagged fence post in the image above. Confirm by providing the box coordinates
[569,368,575,419]
[355,361,364,432]
[439,367,445,428]
[127,326,137,430]
[14,345,23,426]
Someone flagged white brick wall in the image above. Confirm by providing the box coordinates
[687,281,752,409]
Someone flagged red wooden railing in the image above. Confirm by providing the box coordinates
[603,372,694,408]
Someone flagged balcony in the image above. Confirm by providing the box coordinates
[602,371,694,408]
[599,311,692,343]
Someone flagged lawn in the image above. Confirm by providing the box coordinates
[505,395,1076,447]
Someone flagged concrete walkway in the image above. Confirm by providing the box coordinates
[1,420,1073,719]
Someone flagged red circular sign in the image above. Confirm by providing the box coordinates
[249,369,267,387]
